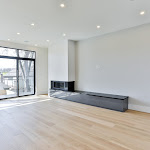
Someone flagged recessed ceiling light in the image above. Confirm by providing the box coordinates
[60,3,65,8]
[31,23,35,26]
[140,11,145,15]
[97,25,101,29]
[63,33,66,37]
[17,33,20,35]
[8,39,10,41]
[35,44,38,46]
[46,40,50,42]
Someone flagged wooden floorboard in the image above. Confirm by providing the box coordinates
[0,95,150,150]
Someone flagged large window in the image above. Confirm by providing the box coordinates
[0,47,35,99]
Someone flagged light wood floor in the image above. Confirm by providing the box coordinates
[0,95,150,150]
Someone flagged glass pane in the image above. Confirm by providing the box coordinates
[19,50,35,59]
[19,60,34,96]
[0,58,17,99]
[0,47,17,57]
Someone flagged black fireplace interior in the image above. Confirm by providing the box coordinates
[51,81,74,92]
[54,82,64,89]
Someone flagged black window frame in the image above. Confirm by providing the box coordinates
[0,46,36,100]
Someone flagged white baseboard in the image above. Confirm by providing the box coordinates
[129,104,150,113]
[36,91,48,95]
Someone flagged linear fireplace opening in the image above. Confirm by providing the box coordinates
[54,82,64,89]
[51,81,74,92]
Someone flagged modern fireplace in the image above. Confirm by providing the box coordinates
[51,81,74,92]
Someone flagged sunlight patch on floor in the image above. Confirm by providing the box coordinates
[0,95,53,110]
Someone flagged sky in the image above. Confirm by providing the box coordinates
[0,58,16,69]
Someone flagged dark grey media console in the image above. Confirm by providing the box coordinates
[50,89,128,112]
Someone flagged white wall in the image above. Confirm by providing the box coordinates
[68,40,76,81]
[0,41,48,95]
[76,23,150,113]
[48,39,68,84]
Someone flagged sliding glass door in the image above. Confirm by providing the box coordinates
[0,47,35,100]
[19,60,35,96]
[0,58,17,99]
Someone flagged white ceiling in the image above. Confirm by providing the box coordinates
[0,0,150,48]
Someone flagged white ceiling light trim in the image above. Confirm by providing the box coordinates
[140,11,145,15]
[31,23,35,26]
[97,25,101,29]
[60,3,65,8]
